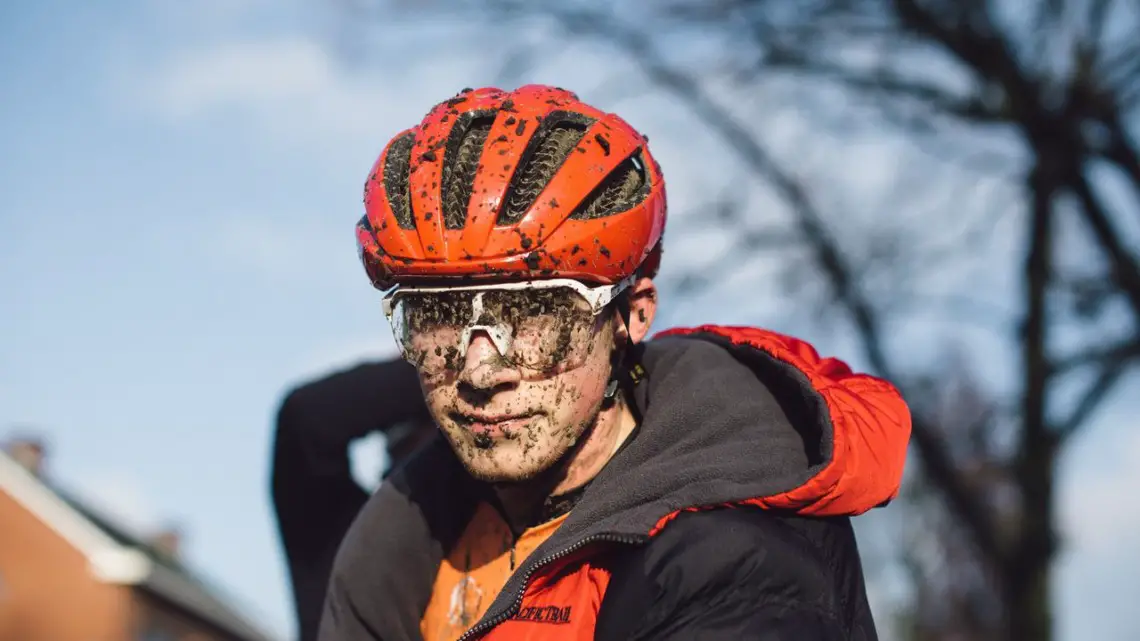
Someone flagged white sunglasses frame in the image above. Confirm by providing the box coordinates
[381,275,636,364]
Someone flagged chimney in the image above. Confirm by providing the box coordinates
[5,437,47,478]
[150,527,183,562]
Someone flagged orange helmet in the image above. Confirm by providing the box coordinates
[356,85,666,290]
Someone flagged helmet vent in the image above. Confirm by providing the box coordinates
[441,111,495,229]
[383,133,416,229]
[568,150,650,221]
[496,111,593,226]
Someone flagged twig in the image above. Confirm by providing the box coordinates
[1049,337,1140,375]
[1054,359,1135,442]
[1069,169,1140,319]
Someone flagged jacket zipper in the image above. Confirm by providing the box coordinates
[456,532,646,641]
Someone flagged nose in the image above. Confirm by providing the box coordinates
[458,331,521,391]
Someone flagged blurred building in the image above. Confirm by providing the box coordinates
[0,437,277,641]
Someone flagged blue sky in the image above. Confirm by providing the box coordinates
[1,1,1137,640]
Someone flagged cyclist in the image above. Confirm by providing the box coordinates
[320,84,911,641]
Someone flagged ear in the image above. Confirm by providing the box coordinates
[624,277,657,344]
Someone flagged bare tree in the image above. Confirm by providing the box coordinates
[328,1,1140,639]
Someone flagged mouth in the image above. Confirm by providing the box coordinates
[451,411,538,439]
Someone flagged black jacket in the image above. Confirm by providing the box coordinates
[596,509,877,640]
[271,359,430,641]
[319,327,912,640]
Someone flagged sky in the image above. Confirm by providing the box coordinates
[0,1,1137,640]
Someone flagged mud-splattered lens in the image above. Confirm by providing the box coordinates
[390,287,599,375]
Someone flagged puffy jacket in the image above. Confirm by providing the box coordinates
[319,326,912,641]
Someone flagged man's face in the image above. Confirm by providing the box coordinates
[418,313,618,483]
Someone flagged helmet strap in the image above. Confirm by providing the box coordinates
[602,291,644,404]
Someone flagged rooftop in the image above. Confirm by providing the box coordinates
[0,437,277,641]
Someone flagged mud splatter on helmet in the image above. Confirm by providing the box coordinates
[356,84,667,289]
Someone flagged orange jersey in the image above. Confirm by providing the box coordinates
[421,502,570,641]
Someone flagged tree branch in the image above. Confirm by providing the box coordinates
[1018,157,1058,467]
[541,2,1009,569]
[994,155,1063,641]
[1069,168,1140,319]
[891,0,1042,124]
[1101,118,1140,197]
[1087,0,1114,50]
[1049,337,1140,375]
[908,412,1008,563]
[758,52,1009,124]
[1054,358,1134,442]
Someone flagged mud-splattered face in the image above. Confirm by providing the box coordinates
[412,298,619,483]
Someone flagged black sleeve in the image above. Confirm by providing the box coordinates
[596,509,874,641]
[271,359,429,641]
[318,440,481,641]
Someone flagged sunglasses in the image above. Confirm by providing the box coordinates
[382,276,634,376]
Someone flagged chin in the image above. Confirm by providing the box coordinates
[455,438,567,484]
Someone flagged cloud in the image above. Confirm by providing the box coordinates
[124,29,484,149]
[208,213,357,285]
[164,0,276,25]
[161,39,323,107]
[141,37,380,133]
